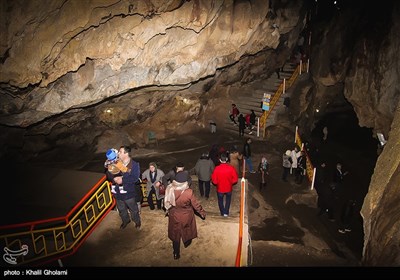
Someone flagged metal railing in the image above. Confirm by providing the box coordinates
[259,60,309,138]
[0,176,114,267]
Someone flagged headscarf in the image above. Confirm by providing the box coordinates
[164,180,189,210]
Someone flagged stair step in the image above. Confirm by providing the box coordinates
[223,61,300,137]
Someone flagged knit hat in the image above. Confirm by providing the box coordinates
[106,149,117,161]
[175,171,189,183]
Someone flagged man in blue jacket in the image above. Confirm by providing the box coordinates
[106,146,142,229]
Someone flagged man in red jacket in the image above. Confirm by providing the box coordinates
[211,153,238,217]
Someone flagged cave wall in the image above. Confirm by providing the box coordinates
[1,0,400,265]
[302,1,400,266]
[361,103,400,266]
[0,0,303,128]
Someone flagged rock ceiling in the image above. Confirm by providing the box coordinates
[0,0,399,266]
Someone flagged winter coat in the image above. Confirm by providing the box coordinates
[106,159,140,201]
[282,154,292,168]
[229,151,242,176]
[167,188,206,243]
[194,157,215,181]
[142,168,165,199]
[211,163,238,193]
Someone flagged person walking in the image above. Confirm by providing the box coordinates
[162,162,192,187]
[106,146,142,230]
[229,103,240,125]
[194,153,215,199]
[243,138,256,173]
[250,109,256,130]
[338,199,356,234]
[228,146,242,176]
[332,162,349,191]
[290,146,300,176]
[142,162,165,210]
[211,153,238,217]
[238,114,246,137]
[281,150,292,182]
[258,156,269,190]
[164,171,206,260]
[295,151,307,184]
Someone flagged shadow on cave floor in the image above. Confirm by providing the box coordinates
[79,124,367,266]
[7,112,374,267]
[243,110,375,266]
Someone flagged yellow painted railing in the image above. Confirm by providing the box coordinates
[0,176,114,266]
[259,61,308,138]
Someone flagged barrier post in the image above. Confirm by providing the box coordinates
[242,158,246,178]
[300,60,302,75]
[235,178,246,267]
[283,78,286,94]
[311,167,316,190]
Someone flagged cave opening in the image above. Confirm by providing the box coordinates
[310,108,379,258]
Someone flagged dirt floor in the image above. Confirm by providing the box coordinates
[4,97,376,276]
[59,120,365,270]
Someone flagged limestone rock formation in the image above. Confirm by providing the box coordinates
[0,0,399,265]
[0,0,302,127]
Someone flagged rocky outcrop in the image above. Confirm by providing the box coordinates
[306,1,400,265]
[361,103,400,266]
[0,0,303,127]
[0,0,400,265]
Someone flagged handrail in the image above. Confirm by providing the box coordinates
[295,126,316,189]
[259,60,308,138]
[0,175,114,266]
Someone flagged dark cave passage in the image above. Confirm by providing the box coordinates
[310,109,379,259]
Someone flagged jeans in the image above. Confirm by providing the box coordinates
[245,157,254,172]
[116,197,141,226]
[217,191,232,216]
[198,180,211,198]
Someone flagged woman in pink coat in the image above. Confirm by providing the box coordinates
[164,171,206,260]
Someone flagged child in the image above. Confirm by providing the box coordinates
[104,148,128,194]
